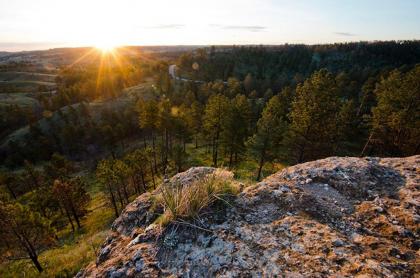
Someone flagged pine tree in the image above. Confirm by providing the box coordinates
[172,104,192,151]
[124,149,150,193]
[157,98,173,172]
[44,153,74,181]
[357,77,378,117]
[23,160,43,190]
[100,124,118,158]
[248,95,286,181]
[244,73,254,94]
[113,160,131,204]
[226,77,241,98]
[222,95,251,167]
[52,177,90,231]
[285,69,344,163]
[96,160,120,217]
[172,144,188,173]
[0,171,17,199]
[369,66,420,156]
[144,147,157,189]
[203,94,230,167]
[137,99,159,172]
[22,185,59,220]
[0,196,55,273]
[187,101,203,148]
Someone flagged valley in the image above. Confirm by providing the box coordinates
[0,42,419,277]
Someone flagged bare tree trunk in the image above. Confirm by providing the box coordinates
[131,177,139,194]
[257,142,267,181]
[360,132,373,157]
[165,129,169,160]
[70,203,81,228]
[150,164,156,189]
[29,254,43,273]
[229,149,234,169]
[64,206,75,233]
[297,144,306,163]
[5,184,17,199]
[257,151,265,181]
[107,184,119,217]
[152,132,158,173]
[23,235,43,272]
[117,188,124,208]
[140,169,146,192]
[143,135,147,148]
[122,183,130,204]
[14,230,44,273]
[27,169,40,189]
[213,129,220,167]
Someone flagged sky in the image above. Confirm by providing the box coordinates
[0,0,419,51]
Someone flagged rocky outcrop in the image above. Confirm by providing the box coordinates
[78,156,419,277]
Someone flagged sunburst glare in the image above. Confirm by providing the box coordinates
[93,35,119,53]
[95,42,117,53]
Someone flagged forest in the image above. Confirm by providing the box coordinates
[0,41,419,276]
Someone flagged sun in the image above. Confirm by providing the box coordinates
[95,41,117,53]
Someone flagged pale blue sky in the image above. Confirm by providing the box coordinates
[0,0,419,51]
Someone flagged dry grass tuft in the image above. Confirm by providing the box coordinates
[156,169,239,226]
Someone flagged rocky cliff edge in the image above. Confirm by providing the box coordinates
[78,156,419,277]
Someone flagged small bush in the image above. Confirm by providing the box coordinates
[156,170,239,226]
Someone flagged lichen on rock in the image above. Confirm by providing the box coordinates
[78,156,419,277]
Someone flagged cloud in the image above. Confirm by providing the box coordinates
[335,32,356,37]
[211,24,267,32]
[148,24,185,29]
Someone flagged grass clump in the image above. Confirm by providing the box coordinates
[156,170,239,227]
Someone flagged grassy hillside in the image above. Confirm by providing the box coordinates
[0,80,56,93]
[0,72,57,82]
[0,93,41,109]
[0,71,57,93]
[0,81,155,162]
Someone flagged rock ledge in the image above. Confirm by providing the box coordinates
[78,156,419,277]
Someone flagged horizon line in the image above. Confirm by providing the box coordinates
[1,39,419,53]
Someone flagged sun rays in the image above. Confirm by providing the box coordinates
[95,42,117,54]
[64,45,139,99]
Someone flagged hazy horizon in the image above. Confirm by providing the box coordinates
[4,40,420,53]
[1,0,419,51]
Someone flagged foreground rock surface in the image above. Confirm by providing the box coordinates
[78,157,419,277]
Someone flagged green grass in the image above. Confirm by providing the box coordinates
[185,142,286,182]
[234,159,286,182]
[0,231,108,278]
[186,143,214,166]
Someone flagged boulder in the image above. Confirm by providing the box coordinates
[78,156,419,277]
